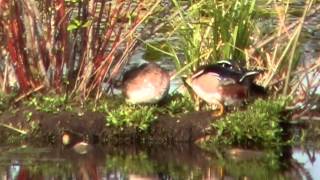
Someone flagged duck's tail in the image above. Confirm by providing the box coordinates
[239,70,268,97]
[249,83,268,97]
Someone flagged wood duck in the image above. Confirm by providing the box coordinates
[215,59,244,72]
[122,62,170,104]
[186,61,266,116]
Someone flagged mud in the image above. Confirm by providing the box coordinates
[0,107,217,146]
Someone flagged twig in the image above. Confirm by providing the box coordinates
[14,84,45,103]
[0,123,27,135]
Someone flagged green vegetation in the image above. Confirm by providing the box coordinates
[0,93,14,113]
[25,95,71,113]
[163,93,195,116]
[146,0,256,79]
[105,104,157,131]
[18,93,194,133]
[8,92,291,147]
[95,93,194,131]
[0,1,319,179]
[209,98,289,147]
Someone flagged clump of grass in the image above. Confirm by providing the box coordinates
[105,104,158,132]
[162,93,195,116]
[210,98,288,147]
[159,0,256,77]
[93,93,195,131]
[25,94,71,113]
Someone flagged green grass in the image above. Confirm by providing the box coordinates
[154,0,256,77]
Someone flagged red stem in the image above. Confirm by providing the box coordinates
[53,0,68,92]
[6,0,34,93]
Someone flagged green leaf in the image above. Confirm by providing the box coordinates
[82,20,92,28]
[67,24,79,32]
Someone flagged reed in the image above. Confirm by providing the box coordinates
[158,0,318,109]
[151,0,256,78]
[249,0,318,113]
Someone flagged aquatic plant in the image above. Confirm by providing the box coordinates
[210,98,288,147]
[89,93,194,131]
[162,93,195,116]
[105,104,157,131]
[152,0,256,76]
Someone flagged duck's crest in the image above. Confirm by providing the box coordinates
[239,71,260,83]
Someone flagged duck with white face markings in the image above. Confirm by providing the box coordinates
[185,60,267,116]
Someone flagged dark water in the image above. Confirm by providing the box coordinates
[0,142,319,180]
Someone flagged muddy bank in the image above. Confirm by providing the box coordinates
[0,107,216,145]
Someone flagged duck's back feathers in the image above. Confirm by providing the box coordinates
[122,63,170,104]
[191,64,243,83]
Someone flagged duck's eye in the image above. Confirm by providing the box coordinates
[221,63,233,70]
[216,61,234,69]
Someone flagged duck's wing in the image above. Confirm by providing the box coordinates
[193,71,237,86]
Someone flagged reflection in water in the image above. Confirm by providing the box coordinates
[0,143,318,180]
[293,148,320,179]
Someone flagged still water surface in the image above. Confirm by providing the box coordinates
[0,143,319,179]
